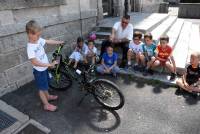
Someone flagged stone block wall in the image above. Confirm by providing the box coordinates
[0,0,102,96]
[178,3,200,19]
[141,0,164,13]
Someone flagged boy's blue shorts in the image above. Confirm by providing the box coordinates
[33,69,50,91]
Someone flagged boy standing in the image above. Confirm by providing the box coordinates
[26,20,64,112]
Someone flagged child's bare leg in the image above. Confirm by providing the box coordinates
[176,78,191,92]
[139,54,146,66]
[136,53,140,65]
[127,49,133,65]
[92,56,95,64]
[151,60,160,69]
[74,61,78,68]
[39,91,49,105]
[68,59,72,65]
[165,61,175,73]
[147,57,156,69]
[84,57,88,64]
[40,91,57,111]
[44,91,58,101]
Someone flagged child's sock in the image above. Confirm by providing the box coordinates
[128,61,131,66]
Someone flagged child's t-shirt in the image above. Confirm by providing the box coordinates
[84,46,97,56]
[27,38,49,71]
[75,43,88,55]
[102,52,118,67]
[156,45,172,59]
[129,41,143,54]
[141,43,156,57]
[186,64,200,85]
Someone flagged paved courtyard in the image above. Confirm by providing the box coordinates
[1,75,200,134]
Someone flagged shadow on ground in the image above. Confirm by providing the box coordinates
[1,74,200,133]
[1,78,121,134]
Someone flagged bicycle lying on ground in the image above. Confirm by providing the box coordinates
[48,45,125,110]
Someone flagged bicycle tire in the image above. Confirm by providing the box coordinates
[49,69,72,91]
[92,79,125,110]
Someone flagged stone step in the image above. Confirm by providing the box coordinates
[96,13,169,34]
[166,19,185,48]
[187,24,200,63]
[173,21,192,75]
[97,12,153,28]
[151,16,177,42]
[134,13,169,33]
[96,31,111,39]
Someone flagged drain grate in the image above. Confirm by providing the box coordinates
[0,110,17,132]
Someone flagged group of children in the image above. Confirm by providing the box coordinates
[68,31,176,80]
[26,20,200,112]
[126,32,176,80]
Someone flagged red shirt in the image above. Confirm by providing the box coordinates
[156,45,172,59]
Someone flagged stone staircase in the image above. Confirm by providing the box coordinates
[94,13,200,80]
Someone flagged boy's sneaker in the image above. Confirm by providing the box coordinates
[140,66,146,72]
[133,64,139,71]
[175,87,183,96]
[143,68,149,76]
[169,73,176,81]
[148,69,154,75]
[113,73,118,78]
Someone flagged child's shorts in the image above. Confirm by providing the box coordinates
[69,51,83,61]
[33,69,50,91]
[145,56,153,62]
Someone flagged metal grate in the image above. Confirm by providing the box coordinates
[0,110,17,132]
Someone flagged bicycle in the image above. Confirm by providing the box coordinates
[49,45,125,110]
[48,44,72,91]
[64,63,125,110]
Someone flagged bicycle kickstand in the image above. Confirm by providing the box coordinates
[77,92,89,107]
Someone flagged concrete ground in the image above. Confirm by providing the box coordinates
[1,75,200,134]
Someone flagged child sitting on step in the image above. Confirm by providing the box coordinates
[127,31,143,69]
[68,37,88,68]
[176,52,200,93]
[84,40,97,65]
[139,33,156,75]
[97,45,120,77]
[148,35,176,80]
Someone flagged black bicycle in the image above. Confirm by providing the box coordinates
[49,45,125,110]
[48,45,72,91]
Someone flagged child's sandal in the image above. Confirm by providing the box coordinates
[44,104,57,112]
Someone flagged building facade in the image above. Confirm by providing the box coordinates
[0,0,165,96]
[0,0,103,96]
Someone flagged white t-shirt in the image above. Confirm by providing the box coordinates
[129,41,143,54]
[113,22,133,41]
[75,43,88,55]
[84,46,97,55]
[27,38,49,71]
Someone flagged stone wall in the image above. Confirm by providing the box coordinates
[178,3,200,19]
[0,0,102,96]
[141,0,164,13]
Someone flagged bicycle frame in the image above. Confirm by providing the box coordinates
[52,45,63,83]
[52,45,97,92]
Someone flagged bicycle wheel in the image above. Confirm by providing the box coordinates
[92,79,125,110]
[49,69,72,91]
